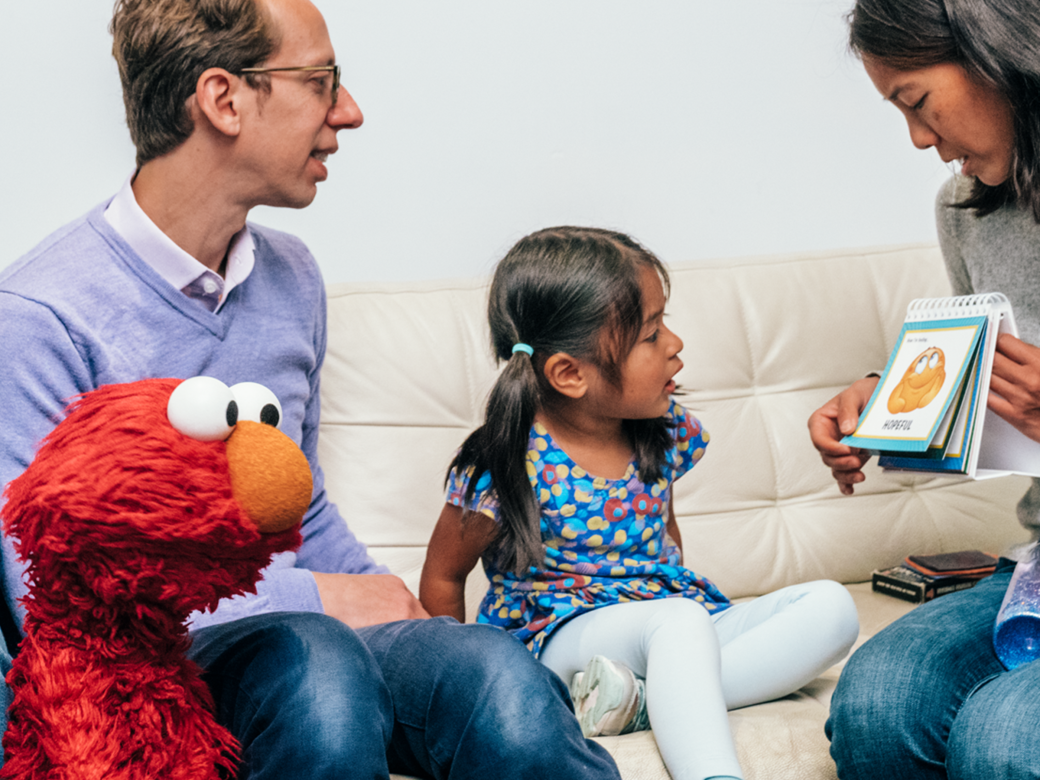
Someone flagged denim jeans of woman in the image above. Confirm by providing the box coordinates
[827,559,1040,780]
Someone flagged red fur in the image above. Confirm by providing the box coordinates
[1,379,302,780]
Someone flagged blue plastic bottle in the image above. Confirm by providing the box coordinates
[994,545,1040,670]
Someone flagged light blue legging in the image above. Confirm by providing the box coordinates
[539,580,859,780]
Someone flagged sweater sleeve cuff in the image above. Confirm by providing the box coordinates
[186,563,324,631]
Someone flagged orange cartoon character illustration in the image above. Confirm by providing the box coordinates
[887,346,946,414]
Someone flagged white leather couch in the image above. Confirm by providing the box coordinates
[317,243,1030,780]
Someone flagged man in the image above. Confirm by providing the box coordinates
[0,1,621,777]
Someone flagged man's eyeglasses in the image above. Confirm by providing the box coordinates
[239,64,341,105]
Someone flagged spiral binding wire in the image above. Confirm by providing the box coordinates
[905,293,1010,321]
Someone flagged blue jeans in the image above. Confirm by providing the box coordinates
[827,559,1040,780]
[189,612,620,780]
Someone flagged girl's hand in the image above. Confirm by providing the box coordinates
[666,502,684,561]
[807,376,879,495]
[988,333,1040,442]
[419,503,498,622]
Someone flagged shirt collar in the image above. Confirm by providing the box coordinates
[103,174,255,312]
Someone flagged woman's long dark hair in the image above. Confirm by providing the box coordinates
[449,226,674,574]
[848,0,1040,221]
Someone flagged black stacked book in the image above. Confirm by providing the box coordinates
[872,551,998,604]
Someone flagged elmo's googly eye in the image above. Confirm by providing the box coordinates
[929,352,940,369]
[167,376,238,441]
[230,382,282,429]
[915,356,928,374]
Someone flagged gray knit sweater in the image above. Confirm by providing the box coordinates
[936,174,1040,543]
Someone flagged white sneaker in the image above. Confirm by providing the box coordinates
[569,656,648,737]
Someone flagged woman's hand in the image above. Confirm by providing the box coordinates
[807,376,879,495]
[988,333,1040,442]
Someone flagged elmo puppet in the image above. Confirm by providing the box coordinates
[0,376,311,780]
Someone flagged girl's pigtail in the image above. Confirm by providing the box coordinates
[482,349,544,572]
[625,417,675,485]
[450,347,544,575]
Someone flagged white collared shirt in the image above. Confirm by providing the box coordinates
[104,175,254,312]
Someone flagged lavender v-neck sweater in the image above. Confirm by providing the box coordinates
[0,201,383,632]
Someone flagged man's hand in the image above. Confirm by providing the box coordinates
[312,572,430,628]
[807,376,879,495]
[989,333,1040,442]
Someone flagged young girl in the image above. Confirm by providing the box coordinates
[420,226,859,780]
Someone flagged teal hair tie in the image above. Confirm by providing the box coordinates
[512,343,534,356]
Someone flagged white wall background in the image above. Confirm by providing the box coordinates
[0,0,952,284]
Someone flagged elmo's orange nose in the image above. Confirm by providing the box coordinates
[225,421,312,533]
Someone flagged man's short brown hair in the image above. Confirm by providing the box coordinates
[110,0,280,166]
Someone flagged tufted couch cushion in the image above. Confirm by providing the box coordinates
[318,243,1029,780]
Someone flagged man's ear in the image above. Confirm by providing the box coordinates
[542,353,589,399]
[192,67,245,138]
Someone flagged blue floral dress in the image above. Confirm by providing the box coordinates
[446,400,730,656]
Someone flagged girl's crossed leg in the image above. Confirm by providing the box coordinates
[538,580,858,780]
[713,579,858,709]
[541,596,738,780]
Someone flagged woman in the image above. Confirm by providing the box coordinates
[808,0,1040,778]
